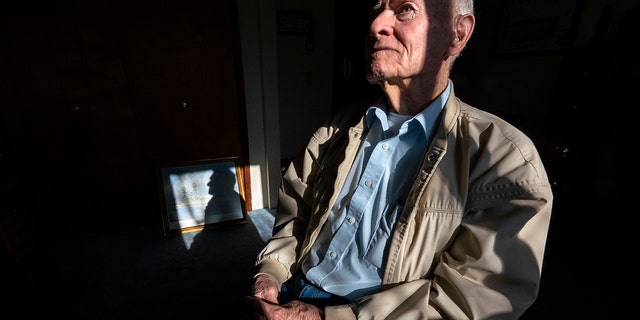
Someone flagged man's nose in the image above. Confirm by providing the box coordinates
[370,10,394,39]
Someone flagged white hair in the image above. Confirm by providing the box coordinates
[455,0,474,15]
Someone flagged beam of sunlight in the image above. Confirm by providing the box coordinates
[250,164,265,209]
[247,208,275,243]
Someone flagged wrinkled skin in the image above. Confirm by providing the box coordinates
[244,274,323,320]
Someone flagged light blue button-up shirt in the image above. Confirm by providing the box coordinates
[301,83,451,301]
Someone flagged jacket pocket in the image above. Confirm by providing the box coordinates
[363,203,403,269]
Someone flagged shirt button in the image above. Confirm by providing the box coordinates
[364,180,372,187]
[330,252,337,258]
[381,143,389,150]
[347,217,355,224]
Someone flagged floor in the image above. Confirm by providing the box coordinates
[18,209,275,320]
[15,201,625,319]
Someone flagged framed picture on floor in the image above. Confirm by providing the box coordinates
[158,157,248,235]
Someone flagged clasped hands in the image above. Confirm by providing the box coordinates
[244,274,324,320]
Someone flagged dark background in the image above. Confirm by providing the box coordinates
[1,0,638,318]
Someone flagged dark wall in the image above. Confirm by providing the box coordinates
[0,0,249,239]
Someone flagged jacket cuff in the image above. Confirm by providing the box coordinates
[254,259,290,289]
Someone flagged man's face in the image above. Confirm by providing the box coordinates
[366,0,451,84]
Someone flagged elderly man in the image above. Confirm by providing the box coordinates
[245,0,553,319]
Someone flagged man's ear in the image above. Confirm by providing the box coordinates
[449,13,475,56]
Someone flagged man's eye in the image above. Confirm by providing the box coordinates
[396,5,415,21]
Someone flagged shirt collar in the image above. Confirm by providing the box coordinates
[365,81,451,135]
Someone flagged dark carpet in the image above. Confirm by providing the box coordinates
[32,209,275,320]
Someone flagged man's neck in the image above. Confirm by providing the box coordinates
[380,76,449,116]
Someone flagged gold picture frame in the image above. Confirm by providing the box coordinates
[158,157,248,236]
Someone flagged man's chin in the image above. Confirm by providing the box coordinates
[366,71,385,84]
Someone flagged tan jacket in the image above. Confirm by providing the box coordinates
[255,84,553,319]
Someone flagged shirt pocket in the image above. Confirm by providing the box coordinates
[363,203,403,269]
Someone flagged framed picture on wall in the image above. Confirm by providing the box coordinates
[158,157,248,235]
[494,0,579,57]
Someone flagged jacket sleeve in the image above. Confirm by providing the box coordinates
[253,102,369,288]
[253,135,321,288]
